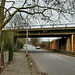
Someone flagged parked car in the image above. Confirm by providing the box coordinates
[36,46,40,49]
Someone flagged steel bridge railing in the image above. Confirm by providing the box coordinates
[2,23,75,30]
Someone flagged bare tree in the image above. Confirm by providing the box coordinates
[9,14,23,29]
[0,0,75,30]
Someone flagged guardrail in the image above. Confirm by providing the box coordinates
[3,23,75,30]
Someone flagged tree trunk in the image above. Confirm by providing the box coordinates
[1,51,4,65]
[0,29,4,65]
[0,30,1,37]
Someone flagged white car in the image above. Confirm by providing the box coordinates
[36,46,40,49]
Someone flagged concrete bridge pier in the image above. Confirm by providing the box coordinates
[66,36,70,51]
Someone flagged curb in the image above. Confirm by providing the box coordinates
[30,54,48,75]
[30,55,41,74]
[0,63,9,74]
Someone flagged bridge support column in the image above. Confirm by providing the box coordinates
[70,35,75,52]
[72,35,74,52]
[66,37,70,51]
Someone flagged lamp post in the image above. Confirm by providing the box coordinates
[26,4,31,57]
[26,16,28,57]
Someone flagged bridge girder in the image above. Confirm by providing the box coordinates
[2,27,75,38]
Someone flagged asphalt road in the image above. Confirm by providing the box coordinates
[20,45,75,75]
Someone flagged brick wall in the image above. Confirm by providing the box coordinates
[50,40,59,50]
[70,35,75,51]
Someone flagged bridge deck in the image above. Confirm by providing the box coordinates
[2,27,75,38]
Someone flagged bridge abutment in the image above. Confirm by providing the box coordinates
[46,35,75,53]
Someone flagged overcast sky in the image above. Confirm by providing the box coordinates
[4,0,75,41]
[5,0,75,25]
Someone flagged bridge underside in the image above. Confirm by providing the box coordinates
[15,34,71,38]
[14,27,75,38]
[2,27,75,38]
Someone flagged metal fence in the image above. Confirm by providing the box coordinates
[3,23,75,30]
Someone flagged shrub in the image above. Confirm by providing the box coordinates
[17,40,24,50]
[0,32,14,61]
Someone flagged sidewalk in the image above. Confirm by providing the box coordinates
[0,52,40,75]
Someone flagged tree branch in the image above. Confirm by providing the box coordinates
[0,9,18,29]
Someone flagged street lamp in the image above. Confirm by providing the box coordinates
[26,4,31,57]
[26,16,29,57]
